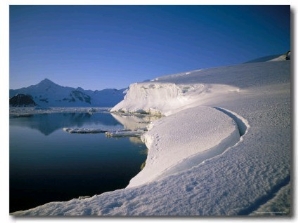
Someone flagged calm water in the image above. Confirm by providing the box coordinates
[9,111,147,213]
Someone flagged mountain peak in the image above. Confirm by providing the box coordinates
[39,78,55,85]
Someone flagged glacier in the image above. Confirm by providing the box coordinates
[12,58,291,216]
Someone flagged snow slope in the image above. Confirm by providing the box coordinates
[12,60,291,216]
[244,52,289,63]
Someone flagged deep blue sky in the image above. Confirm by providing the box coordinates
[10,5,290,90]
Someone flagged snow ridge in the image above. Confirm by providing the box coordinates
[214,107,249,136]
[155,107,250,181]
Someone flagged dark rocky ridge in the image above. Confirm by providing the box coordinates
[9,94,37,107]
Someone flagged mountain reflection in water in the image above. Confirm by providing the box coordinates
[10,112,122,135]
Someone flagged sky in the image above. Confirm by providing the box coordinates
[9,5,290,90]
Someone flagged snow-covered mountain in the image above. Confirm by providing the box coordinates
[9,78,126,107]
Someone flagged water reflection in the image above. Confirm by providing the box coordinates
[9,111,148,212]
[10,112,122,135]
[129,137,144,144]
[111,113,161,130]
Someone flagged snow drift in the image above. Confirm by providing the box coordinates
[128,106,240,187]
[12,60,291,216]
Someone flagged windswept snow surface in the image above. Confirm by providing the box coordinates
[128,106,240,187]
[13,61,291,216]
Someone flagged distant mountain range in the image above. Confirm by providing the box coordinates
[9,78,126,107]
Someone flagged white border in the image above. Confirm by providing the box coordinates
[1,1,298,223]
[6,0,298,5]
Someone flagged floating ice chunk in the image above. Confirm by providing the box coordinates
[105,129,146,138]
[78,196,90,200]
[63,128,107,134]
